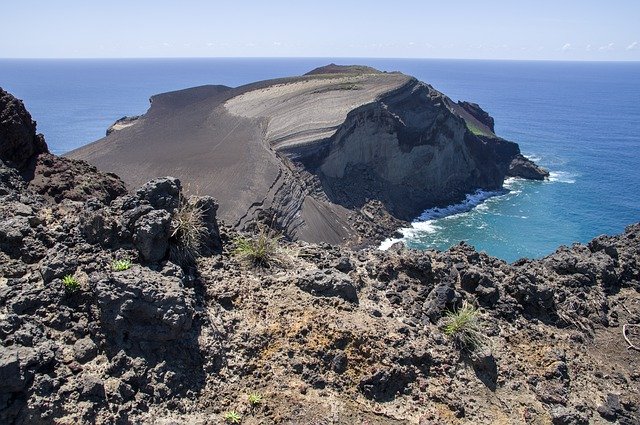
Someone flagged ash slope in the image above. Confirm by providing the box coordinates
[68,65,547,245]
[1,87,639,425]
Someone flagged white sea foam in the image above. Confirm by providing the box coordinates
[416,189,506,221]
[379,188,505,250]
[548,171,577,184]
[379,237,403,250]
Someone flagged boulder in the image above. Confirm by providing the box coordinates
[135,177,181,213]
[508,154,549,180]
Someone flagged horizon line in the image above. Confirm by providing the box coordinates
[1,56,639,63]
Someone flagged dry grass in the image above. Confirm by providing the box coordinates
[442,300,486,350]
[170,200,208,266]
[233,227,283,268]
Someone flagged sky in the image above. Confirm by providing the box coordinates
[2,0,639,60]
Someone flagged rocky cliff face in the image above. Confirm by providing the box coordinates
[68,65,547,245]
[1,87,639,424]
[316,79,523,220]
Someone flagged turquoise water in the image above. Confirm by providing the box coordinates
[1,58,639,261]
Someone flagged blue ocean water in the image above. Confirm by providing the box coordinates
[1,58,639,261]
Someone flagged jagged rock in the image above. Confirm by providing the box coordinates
[297,269,358,302]
[359,366,416,401]
[597,393,623,421]
[550,406,589,425]
[458,101,495,132]
[28,153,127,204]
[508,153,550,180]
[95,268,195,344]
[0,87,48,169]
[135,176,181,213]
[106,115,140,136]
[0,348,26,393]
[133,209,171,262]
[423,282,458,322]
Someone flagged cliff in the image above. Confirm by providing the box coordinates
[68,65,547,245]
[1,87,639,425]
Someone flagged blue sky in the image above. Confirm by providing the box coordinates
[2,0,639,60]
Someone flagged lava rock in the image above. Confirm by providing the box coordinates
[297,269,358,303]
[133,209,171,263]
[95,268,195,344]
[0,87,48,169]
[135,177,181,213]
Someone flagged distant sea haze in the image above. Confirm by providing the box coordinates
[1,58,639,262]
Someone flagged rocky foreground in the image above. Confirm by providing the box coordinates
[69,64,547,246]
[1,88,639,425]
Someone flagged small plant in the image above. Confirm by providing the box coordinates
[233,227,282,268]
[248,392,263,406]
[170,200,208,266]
[112,259,132,271]
[223,411,241,424]
[62,274,80,292]
[442,300,485,350]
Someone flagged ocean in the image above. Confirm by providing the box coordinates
[1,58,639,262]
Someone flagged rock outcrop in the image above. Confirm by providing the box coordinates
[105,115,139,136]
[508,153,551,180]
[0,89,638,424]
[68,65,548,245]
[0,88,48,169]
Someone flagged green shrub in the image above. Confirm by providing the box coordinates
[170,201,207,265]
[223,411,241,424]
[248,392,263,406]
[233,228,282,268]
[442,300,485,350]
[62,274,80,292]
[112,259,132,271]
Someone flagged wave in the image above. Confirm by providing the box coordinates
[379,188,506,250]
[548,171,577,184]
[416,188,507,221]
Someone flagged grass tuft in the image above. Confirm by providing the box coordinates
[62,274,80,292]
[223,411,241,424]
[442,300,486,350]
[233,228,282,268]
[170,200,208,266]
[248,392,263,406]
[112,259,132,271]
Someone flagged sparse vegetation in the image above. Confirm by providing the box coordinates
[62,274,80,292]
[442,300,485,350]
[248,392,263,406]
[112,259,132,271]
[233,227,282,268]
[223,411,241,424]
[170,200,208,265]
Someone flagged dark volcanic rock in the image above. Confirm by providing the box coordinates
[106,115,140,136]
[28,153,127,204]
[0,87,48,169]
[297,269,358,303]
[133,209,171,263]
[458,101,495,132]
[508,153,550,180]
[135,176,181,213]
[95,267,195,344]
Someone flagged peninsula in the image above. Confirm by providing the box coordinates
[69,65,548,245]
